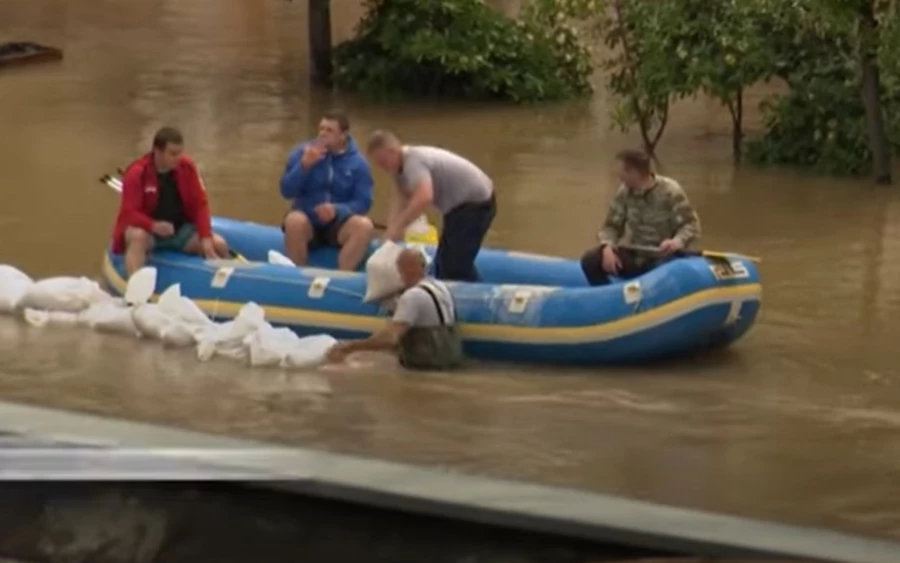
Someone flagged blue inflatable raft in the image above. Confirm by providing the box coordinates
[100,217,762,366]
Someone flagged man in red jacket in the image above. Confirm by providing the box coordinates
[111,127,228,277]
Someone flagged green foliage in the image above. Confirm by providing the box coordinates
[332,0,593,103]
[597,0,776,157]
[745,0,900,175]
[592,0,900,175]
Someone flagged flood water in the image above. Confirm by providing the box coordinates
[2,0,900,549]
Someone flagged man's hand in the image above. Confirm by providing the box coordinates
[326,342,351,363]
[314,203,336,223]
[383,223,404,242]
[300,143,326,170]
[151,221,174,237]
[601,245,622,274]
[658,238,684,256]
[201,237,219,259]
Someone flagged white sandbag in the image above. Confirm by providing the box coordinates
[283,334,338,369]
[125,267,157,305]
[245,326,337,369]
[79,300,139,337]
[22,308,81,328]
[157,284,212,328]
[19,276,111,313]
[159,323,197,348]
[196,302,267,362]
[363,241,405,303]
[131,304,167,340]
[244,325,297,367]
[0,265,34,313]
[267,250,296,266]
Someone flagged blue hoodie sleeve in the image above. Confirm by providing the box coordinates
[333,157,374,221]
[279,145,310,199]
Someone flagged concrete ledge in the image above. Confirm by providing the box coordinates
[0,400,898,563]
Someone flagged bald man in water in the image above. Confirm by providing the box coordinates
[326,248,463,370]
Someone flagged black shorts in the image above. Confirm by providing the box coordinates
[281,210,350,247]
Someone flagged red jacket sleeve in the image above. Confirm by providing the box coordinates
[120,164,154,231]
[183,159,212,238]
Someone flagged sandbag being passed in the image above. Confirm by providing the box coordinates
[363,242,430,303]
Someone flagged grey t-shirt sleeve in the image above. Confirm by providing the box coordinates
[392,288,428,327]
[397,155,432,196]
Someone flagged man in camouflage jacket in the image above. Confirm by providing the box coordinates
[580,149,701,286]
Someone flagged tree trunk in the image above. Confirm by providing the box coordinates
[308,0,333,87]
[859,1,891,184]
[729,89,743,164]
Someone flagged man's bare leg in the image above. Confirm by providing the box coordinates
[283,211,313,266]
[124,227,153,278]
[337,215,375,271]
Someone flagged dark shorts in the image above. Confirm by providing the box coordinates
[152,223,196,251]
[434,194,497,282]
[281,210,350,247]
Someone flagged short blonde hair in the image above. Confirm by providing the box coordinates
[367,129,401,153]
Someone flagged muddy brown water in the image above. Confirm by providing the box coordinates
[2,0,900,554]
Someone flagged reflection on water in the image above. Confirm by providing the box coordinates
[3,0,900,544]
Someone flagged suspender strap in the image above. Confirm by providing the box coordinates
[417,283,448,326]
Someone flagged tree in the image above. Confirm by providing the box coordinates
[600,0,689,157]
[597,0,775,161]
[308,0,333,86]
[856,0,891,183]
[671,0,776,163]
[331,0,593,103]
[746,0,899,180]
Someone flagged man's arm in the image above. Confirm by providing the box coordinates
[338,321,409,355]
[183,159,213,239]
[597,186,628,246]
[333,161,374,221]
[669,184,701,247]
[391,160,433,232]
[120,164,154,231]
[279,145,311,199]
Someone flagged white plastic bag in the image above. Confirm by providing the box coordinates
[153,284,212,347]
[157,285,212,328]
[159,323,198,348]
[19,276,111,313]
[0,265,34,313]
[132,304,167,340]
[363,241,405,303]
[267,250,296,266]
[244,325,336,369]
[196,302,267,362]
[22,309,81,327]
[364,242,433,303]
[245,325,297,367]
[79,300,140,337]
[283,334,338,369]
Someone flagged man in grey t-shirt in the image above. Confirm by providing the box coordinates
[366,130,497,282]
[326,248,464,370]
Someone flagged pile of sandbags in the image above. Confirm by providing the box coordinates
[0,264,336,370]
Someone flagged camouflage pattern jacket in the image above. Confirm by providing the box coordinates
[597,175,701,259]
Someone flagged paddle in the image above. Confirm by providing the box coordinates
[617,243,761,264]
[100,171,440,245]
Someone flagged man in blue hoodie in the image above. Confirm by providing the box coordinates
[280,111,375,271]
